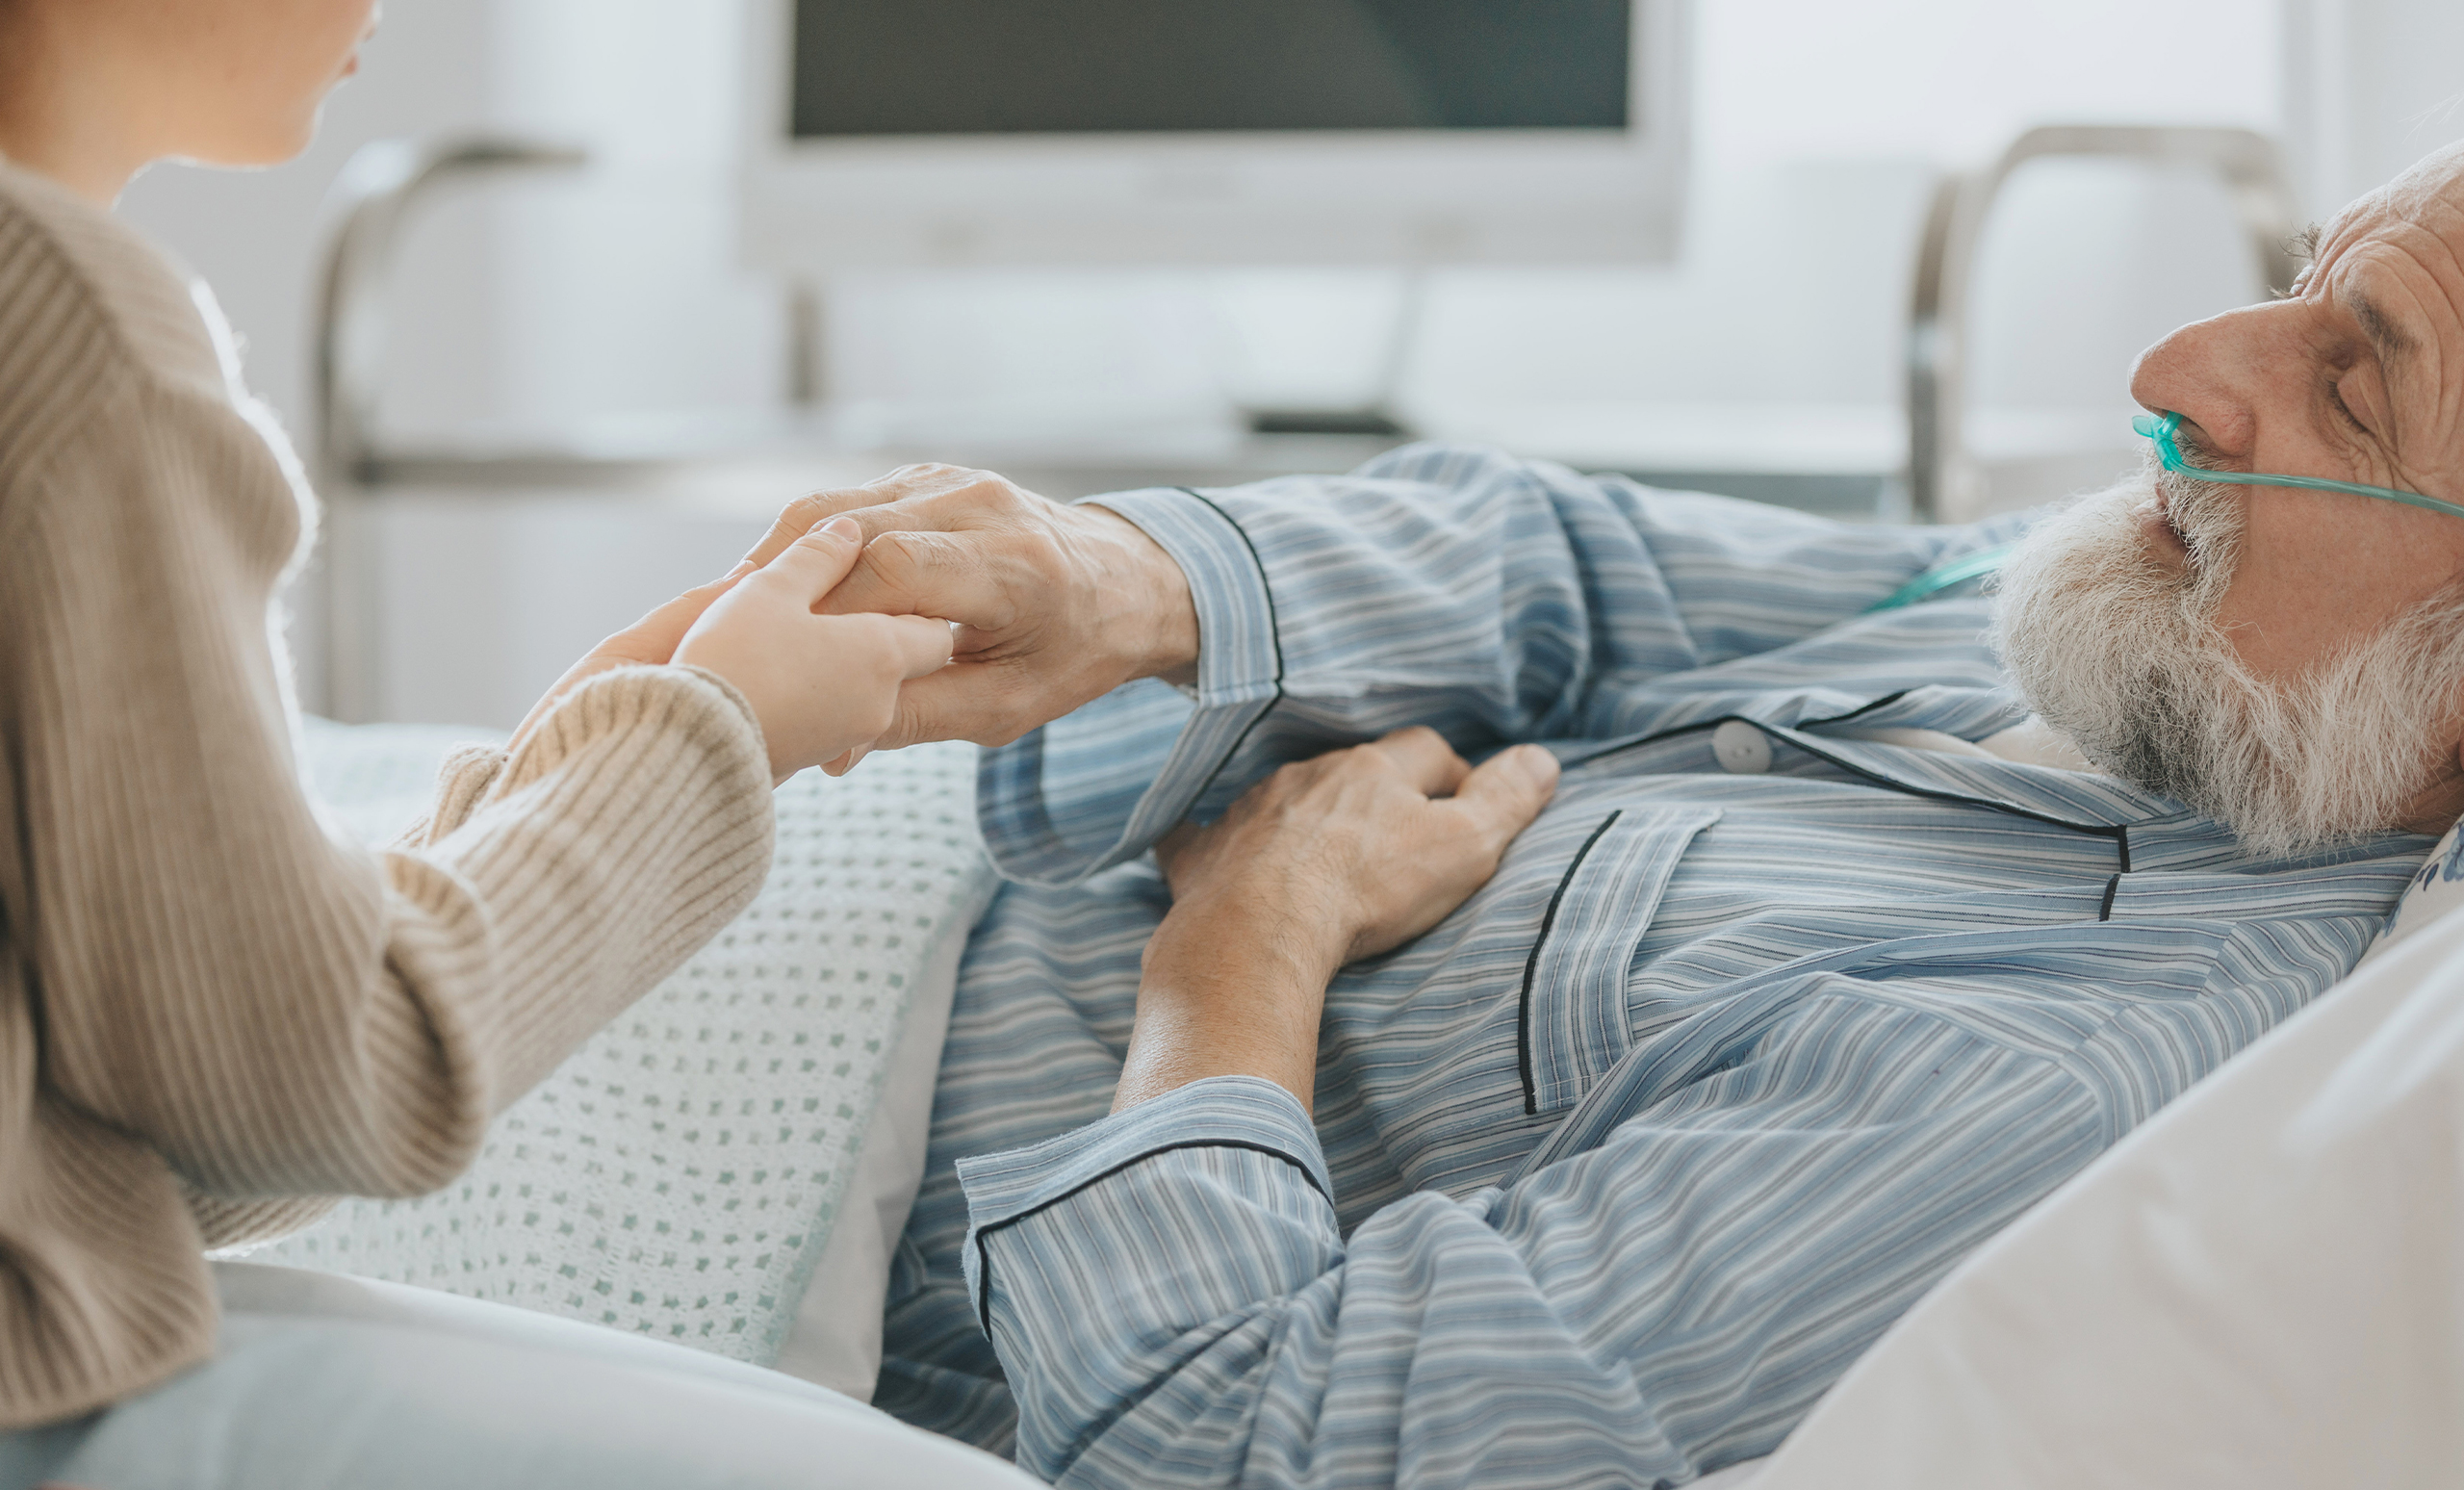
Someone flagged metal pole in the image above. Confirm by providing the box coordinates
[1906,125,2303,524]
[312,137,587,720]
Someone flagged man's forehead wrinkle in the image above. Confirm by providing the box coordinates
[2326,248,2464,475]
[2316,149,2464,471]
[2323,238,2455,373]
[2309,187,2394,274]
[2347,290,2417,362]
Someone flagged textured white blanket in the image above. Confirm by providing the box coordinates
[255,721,993,1367]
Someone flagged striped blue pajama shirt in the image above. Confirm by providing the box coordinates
[873,444,2425,1488]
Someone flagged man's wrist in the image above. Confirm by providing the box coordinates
[1145,881,1348,988]
[1083,501,1200,687]
[1116,887,1343,1113]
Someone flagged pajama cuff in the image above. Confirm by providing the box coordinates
[1079,487,1283,712]
[968,487,1291,885]
[958,1075,1334,1320]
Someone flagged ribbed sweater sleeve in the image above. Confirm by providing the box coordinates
[0,161,775,1425]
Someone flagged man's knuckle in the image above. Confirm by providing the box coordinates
[1004,531,1056,579]
[1270,758,1322,791]
[765,498,819,534]
[1339,744,1391,776]
[864,532,929,584]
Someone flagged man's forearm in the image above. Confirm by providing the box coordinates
[1113,895,1340,1115]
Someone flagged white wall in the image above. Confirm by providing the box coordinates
[132,0,2288,451]
[2285,0,2464,215]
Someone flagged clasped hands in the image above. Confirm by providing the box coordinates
[533,464,1557,1109]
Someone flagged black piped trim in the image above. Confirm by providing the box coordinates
[1579,713,2133,872]
[971,1137,1331,1336]
[1178,488,1287,804]
[1577,690,1913,772]
[1519,809,1624,1116]
[2098,873,2121,922]
[1795,690,1914,730]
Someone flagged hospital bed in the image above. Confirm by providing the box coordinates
[241,126,2450,1485]
[209,718,2458,1488]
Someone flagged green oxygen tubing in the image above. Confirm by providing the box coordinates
[2133,409,2464,520]
[1865,409,2464,613]
[1863,544,2017,612]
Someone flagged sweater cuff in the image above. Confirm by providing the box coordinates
[398,744,509,848]
[490,663,766,801]
[400,666,761,848]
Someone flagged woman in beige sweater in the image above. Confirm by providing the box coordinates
[0,1,991,1484]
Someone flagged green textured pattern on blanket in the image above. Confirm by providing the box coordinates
[253,719,993,1366]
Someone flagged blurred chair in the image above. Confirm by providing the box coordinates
[1907,124,2304,524]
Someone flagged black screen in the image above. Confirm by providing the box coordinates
[789,1,1631,137]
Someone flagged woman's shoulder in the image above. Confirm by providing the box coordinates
[0,163,314,582]
[0,160,239,445]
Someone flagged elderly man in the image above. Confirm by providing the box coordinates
[754,141,2464,1488]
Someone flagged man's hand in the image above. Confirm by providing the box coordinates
[1155,728,1563,967]
[738,464,1198,753]
[1114,729,1560,1113]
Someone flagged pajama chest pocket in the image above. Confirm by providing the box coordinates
[1519,806,1720,1116]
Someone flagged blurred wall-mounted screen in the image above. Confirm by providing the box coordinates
[789,1,1632,137]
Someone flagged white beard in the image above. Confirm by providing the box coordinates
[1990,460,2464,857]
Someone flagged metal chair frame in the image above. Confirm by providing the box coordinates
[1905,124,2306,524]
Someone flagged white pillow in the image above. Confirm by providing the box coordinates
[256,719,994,1378]
[770,914,972,1400]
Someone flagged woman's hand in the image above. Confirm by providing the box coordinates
[508,557,761,759]
[1115,728,1558,1113]
[674,517,956,784]
[512,515,954,786]
[733,463,1199,749]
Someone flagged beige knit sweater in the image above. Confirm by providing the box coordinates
[0,160,777,1426]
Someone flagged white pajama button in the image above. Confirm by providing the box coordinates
[1711,719,1773,775]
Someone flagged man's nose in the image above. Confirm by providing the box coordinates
[2127,301,2287,461]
